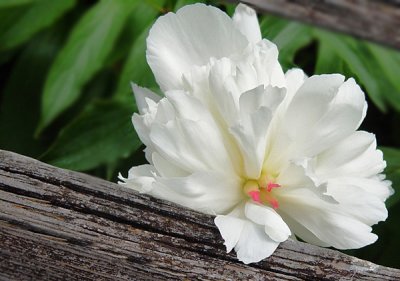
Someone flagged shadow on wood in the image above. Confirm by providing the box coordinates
[0,150,399,280]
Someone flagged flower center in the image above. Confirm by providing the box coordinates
[243,174,281,209]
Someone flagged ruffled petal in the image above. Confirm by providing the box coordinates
[215,213,245,252]
[315,131,386,179]
[309,131,392,202]
[149,118,236,175]
[152,152,189,178]
[327,177,393,202]
[147,3,249,91]
[324,181,388,225]
[215,204,281,264]
[278,212,330,247]
[232,3,262,44]
[208,57,241,125]
[244,202,291,242]
[165,90,216,123]
[135,90,237,175]
[280,68,307,108]
[153,171,242,214]
[289,77,366,157]
[131,83,161,114]
[232,40,285,90]
[276,161,337,204]
[247,40,286,88]
[239,85,285,117]
[279,187,378,249]
[267,75,367,168]
[235,221,280,264]
[230,106,272,178]
[230,85,284,178]
[119,164,157,193]
[132,96,178,151]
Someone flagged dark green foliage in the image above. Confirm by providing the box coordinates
[0,0,400,268]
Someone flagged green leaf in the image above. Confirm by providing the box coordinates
[0,0,32,9]
[315,40,344,74]
[381,147,400,208]
[114,0,164,101]
[0,4,31,37]
[37,0,138,134]
[273,23,312,69]
[0,0,76,51]
[114,25,155,101]
[104,0,164,67]
[367,43,400,112]
[41,100,141,171]
[260,16,290,40]
[0,20,66,157]
[174,0,204,11]
[130,0,164,33]
[314,30,387,112]
[260,16,313,69]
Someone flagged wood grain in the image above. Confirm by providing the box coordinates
[1,149,399,280]
[234,0,400,50]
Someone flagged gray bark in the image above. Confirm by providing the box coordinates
[0,149,399,280]
[234,0,400,50]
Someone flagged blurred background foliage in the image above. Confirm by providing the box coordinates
[1,0,400,268]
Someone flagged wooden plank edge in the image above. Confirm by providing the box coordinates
[1,149,400,280]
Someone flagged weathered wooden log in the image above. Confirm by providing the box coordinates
[234,0,400,50]
[0,149,399,280]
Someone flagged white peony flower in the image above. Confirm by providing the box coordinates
[119,3,393,264]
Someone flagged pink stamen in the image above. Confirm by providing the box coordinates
[248,191,261,203]
[269,198,279,209]
[260,189,280,209]
[267,182,281,192]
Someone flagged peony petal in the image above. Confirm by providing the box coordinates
[283,74,345,142]
[278,212,330,247]
[235,220,280,264]
[249,40,286,88]
[327,177,393,202]
[149,118,236,175]
[234,40,286,90]
[324,181,388,225]
[315,131,386,179]
[230,105,272,178]
[232,3,262,44]
[144,90,241,176]
[294,77,367,157]
[244,202,291,242]
[207,45,285,128]
[279,187,378,249]
[132,113,152,145]
[215,204,281,263]
[230,86,285,178]
[119,164,157,193]
[131,96,178,154]
[165,90,215,123]
[280,68,307,109]
[147,3,249,91]
[152,151,189,178]
[276,161,337,204]
[152,171,242,214]
[269,75,367,166]
[208,57,241,126]
[239,85,285,116]
[215,214,246,252]
[131,83,161,114]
